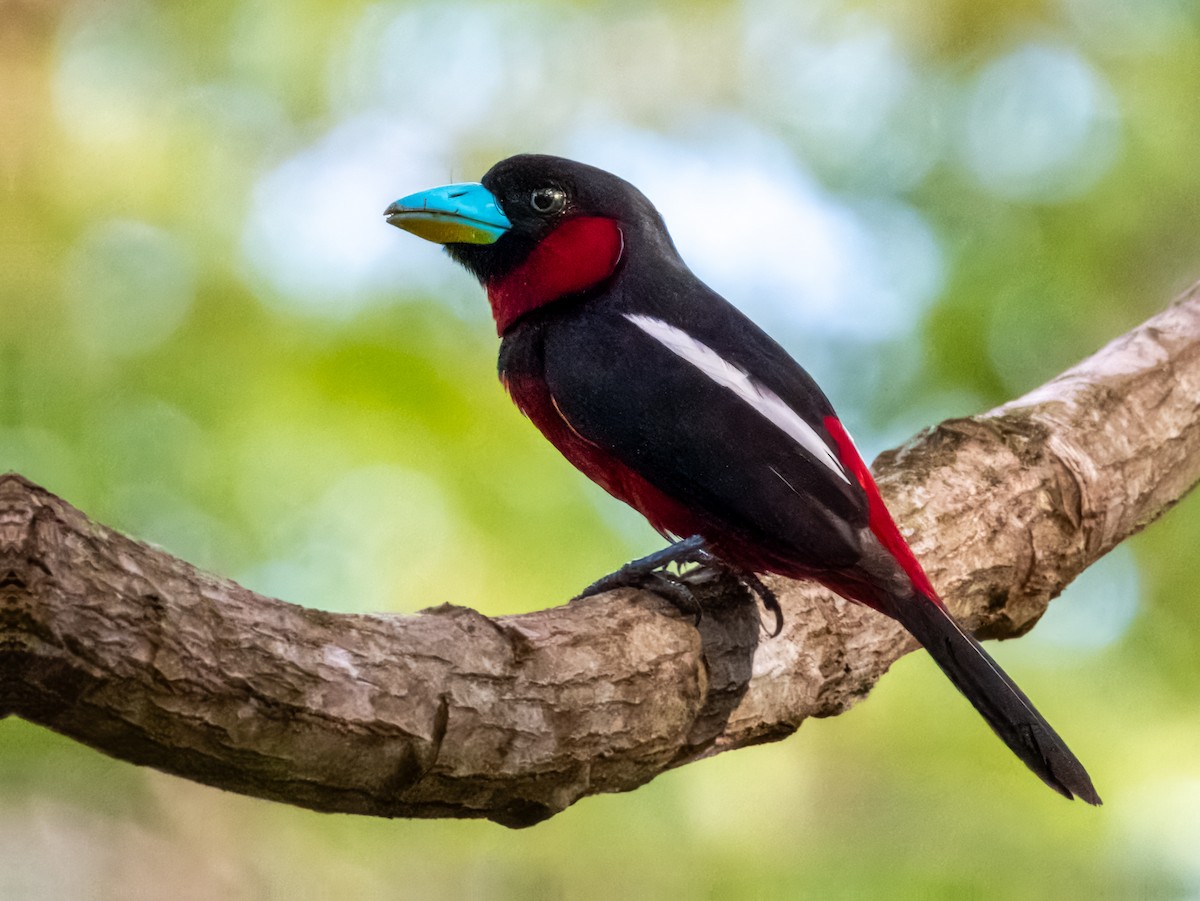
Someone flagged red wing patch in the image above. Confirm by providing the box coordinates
[823,416,940,604]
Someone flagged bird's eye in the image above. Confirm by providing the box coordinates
[530,186,566,215]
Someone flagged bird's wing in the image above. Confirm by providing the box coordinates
[537,305,871,572]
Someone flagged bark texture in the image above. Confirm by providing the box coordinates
[2,284,1199,827]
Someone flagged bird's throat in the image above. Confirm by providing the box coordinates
[486,216,624,335]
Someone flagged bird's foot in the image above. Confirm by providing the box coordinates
[576,535,784,636]
[733,568,784,637]
[576,535,709,622]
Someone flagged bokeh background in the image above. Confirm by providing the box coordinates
[4,0,1200,897]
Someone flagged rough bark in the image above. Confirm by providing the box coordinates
[2,284,1199,827]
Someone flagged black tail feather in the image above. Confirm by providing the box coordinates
[892,596,1101,805]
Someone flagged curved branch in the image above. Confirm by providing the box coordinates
[2,284,1199,826]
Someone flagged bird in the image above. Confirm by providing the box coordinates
[384,153,1100,804]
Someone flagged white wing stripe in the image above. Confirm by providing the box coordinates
[623,313,851,484]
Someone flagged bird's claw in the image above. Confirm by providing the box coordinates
[737,569,784,637]
[576,535,784,635]
[576,537,706,624]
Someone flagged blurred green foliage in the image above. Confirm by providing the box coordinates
[3,0,1200,897]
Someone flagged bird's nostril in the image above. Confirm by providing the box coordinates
[448,190,468,198]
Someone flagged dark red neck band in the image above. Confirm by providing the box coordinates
[486,216,624,335]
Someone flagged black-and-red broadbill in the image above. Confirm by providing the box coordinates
[385,154,1100,804]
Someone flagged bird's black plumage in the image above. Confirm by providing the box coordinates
[499,276,867,571]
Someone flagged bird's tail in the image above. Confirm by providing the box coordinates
[889,595,1101,805]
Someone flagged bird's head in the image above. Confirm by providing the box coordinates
[386,154,674,333]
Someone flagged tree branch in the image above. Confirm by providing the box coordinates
[3,283,1199,827]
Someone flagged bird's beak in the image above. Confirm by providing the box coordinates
[384,182,511,245]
